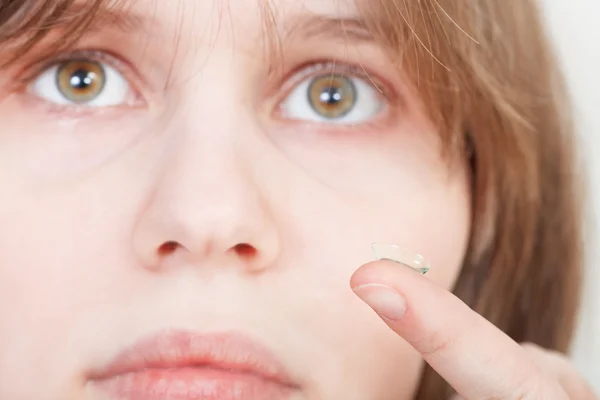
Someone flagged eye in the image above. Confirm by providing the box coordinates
[280,70,384,125]
[30,56,134,107]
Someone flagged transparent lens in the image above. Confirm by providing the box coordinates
[372,243,430,275]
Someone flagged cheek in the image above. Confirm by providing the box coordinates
[0,107,162,322]
[0,191,124,327]
[287,144,471,292]
[0,100,155,181]
[0,161,146,387]
[270,116,471,294]
[272,153,469,397]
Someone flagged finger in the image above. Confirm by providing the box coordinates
[521,343,598,399]
[350,260,567,399]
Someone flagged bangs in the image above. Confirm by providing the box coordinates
[358,0,480,154]
[0,0,134,64]
[0,0,470,146]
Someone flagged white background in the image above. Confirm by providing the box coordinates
[541,0,600,390]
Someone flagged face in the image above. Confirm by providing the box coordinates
[0,0,471,399]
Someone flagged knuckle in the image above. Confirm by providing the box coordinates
[416,328,456,357]
[508,374,545,400]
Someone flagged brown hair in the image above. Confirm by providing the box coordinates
[0,0,583,398]
[358,1,583,398]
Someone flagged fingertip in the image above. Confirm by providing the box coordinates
[349,260,381,288]
[350,259,426,292]
[352,283,408,321]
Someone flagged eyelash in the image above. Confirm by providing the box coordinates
[275,60,392,102]
[13,50,396,120]
[14,49,145,112]
[270,60,397,129]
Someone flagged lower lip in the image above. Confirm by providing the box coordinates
[93,367,293,400]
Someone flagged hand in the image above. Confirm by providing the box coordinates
[350,260,597,400]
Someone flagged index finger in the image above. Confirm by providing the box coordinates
[350,260,567,399]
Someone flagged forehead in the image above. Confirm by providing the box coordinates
[120,0,360,34]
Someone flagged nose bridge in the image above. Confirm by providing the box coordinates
[170,50,246,133]
[163,127,255,222]
[160,60,256,211]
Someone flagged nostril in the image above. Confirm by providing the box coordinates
[158,241,180,256]
[233,243,257,259]
[156,241,257,262]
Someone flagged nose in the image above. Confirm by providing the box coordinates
[132,123,281,273]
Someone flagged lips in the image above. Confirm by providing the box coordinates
[89,330,298,400]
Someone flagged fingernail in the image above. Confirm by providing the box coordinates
[371,243,430,275]
[353,284,407,320]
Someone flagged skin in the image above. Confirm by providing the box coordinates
[0,0,593,398]
[352,262,598,399]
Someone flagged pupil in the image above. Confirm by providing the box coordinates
[320,87,343,104]
[69,69,95,89]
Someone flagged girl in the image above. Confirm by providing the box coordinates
[0,0,595,399]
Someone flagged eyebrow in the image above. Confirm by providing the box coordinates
[284,14,374,43]
[8,0,375,58]
[59,2,373,43]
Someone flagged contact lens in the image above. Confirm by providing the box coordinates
[371,243,430,275]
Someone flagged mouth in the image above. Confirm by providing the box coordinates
[88,330,299,400]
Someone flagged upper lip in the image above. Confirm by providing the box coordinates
[90,330,297,388]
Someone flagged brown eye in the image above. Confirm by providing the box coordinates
[30,54,133,107]
[308,75,356,119]
[56,60,106,104]
[281,68,384,124]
